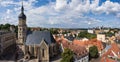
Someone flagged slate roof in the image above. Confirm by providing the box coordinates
[64,35,75,41]
[26,31,55,45]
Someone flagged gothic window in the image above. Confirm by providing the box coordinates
[0,38,1,43]
[0,45,2,53]
[53,46,56,52]
[32,47,34,55]
[42,49,45,57]
[20,28,21,31]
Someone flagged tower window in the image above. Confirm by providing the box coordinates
[42,49,45,57]
[20,28,21,30]
[0,38,1,43]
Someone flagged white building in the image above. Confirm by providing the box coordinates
[97,34,106,42]
[88,29,94,34]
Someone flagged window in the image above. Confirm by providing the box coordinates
[0,45,2,53]
[0,38,1,43]
[42,49,45,57]
[20,28,21,30]
[53,46,56,52]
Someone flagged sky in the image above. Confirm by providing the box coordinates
[0,0,120,28]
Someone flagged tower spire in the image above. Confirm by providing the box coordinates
[19,0,26,20]
[21,0,24,13]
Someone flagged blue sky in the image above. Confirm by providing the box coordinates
[0,0,120,28]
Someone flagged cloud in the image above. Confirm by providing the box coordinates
[117,13,120,18]
[92,1,120,15]
[0,0,120,28]
[55,0,67,11]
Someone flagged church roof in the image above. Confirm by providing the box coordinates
[18,2,26,20]
[19,12,26,20]
[26,31,56,45]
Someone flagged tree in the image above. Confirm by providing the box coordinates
[89,45,99,59]
[49,28,59,34]
[78,31,88,38]
[78,31,96,39]
[0,23,11,30]
[61,48,74,62]
[105,31,114,37]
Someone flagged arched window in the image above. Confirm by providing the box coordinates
[0,45,2,53]
[42,49,45,57]
[0,38,1,43]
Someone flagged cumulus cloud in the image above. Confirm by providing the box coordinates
[0,0,120,28]
[92,0,120,15]
[55,0,67,11]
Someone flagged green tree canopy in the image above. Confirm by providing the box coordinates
[105,31,114,37]
[49,28,59,34]
[61,48,74,62]
[78,31,96,39]
[0,23,11,30]
[89,45,99,59]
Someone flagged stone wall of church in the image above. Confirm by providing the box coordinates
[39,41,49,62]
[24,42,59,62]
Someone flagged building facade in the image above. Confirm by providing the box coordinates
[0,30,16,55]
[59,38,89,62]
[97,34,106,42]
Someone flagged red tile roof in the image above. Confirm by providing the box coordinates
[55,37,88,58]
[101,43,120,62]
[73,38,104,51]
[101,57,116,62]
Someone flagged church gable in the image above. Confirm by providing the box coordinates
[39,39,49,61]
[39,39,49,49]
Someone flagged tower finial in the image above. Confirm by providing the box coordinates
[21,0,24,13]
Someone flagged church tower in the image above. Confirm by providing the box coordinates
[18,2,27,45]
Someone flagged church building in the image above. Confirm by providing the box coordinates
[17,2,59,62]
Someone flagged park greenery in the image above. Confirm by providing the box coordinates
[61,48,74,62]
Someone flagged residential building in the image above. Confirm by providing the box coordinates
[73,39,104,56]
[101,43,120,62]
[97,34,106,42]
[88,29,94,34]
[57,37,89,62]
[0,30,16,55]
